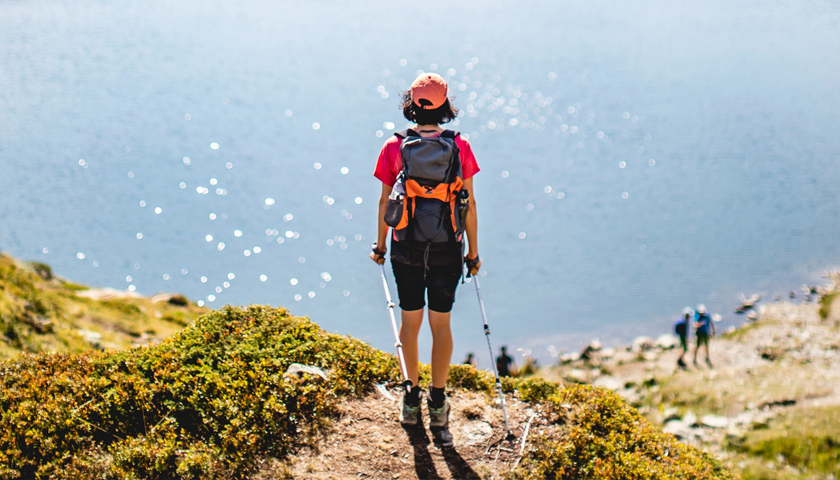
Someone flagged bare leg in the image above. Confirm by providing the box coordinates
[399,308,424,387]
[428,309,453,389]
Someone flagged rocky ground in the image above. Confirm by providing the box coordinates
[258,389,541,480]
[540,271,840,479]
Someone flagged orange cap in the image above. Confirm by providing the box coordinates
[411,73,448,109]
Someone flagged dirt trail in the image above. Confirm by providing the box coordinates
[259,390,545,480]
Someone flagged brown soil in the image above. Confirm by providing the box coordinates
[257,389,547,480]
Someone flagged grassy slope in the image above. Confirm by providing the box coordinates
[0,253,204,358]
[538,276,840,480]
[0,304,735,480]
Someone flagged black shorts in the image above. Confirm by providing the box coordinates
[391,262,462,313]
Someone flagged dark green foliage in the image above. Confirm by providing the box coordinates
[509,385,735,480]
[0,305,399,479]
[26,262,53,281]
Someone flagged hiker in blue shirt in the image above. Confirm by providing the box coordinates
[674,307,692,369]
[693,304,716,368]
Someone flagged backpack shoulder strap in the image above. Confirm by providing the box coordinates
[440,130,459,139]
[395,129,420,139]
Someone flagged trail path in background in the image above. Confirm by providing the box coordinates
[258,390,544,479]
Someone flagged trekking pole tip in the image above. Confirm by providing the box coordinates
[505,432,517,442]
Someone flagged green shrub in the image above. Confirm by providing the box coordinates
[0,305,398,479]
[509,385,734,480]
[820,292,839,320]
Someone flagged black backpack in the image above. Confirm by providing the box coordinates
[384,129,468,250]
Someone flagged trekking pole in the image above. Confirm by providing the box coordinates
[472,275,516,442]
[379,263,412,393]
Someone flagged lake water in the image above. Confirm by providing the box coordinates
[2,0,839,368]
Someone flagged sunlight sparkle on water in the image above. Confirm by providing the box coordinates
[136,233,143,240]
[234,230,243,237]
[205,235,213,242]
[260,274,267,282]
[228,273,235,280]
[201,276,207,283]
[519,232,527,239]
[313,162,322,170]
[210,142,220,150]
[265,198,275,206]
[183,157,191,165]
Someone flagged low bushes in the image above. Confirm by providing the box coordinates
[510,385,735,480]
[0,305,398,479]
[0,304,735,480]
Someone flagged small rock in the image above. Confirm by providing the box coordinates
[663,407,680,423]
[701,414,728,428]
[592,376,622,391]
[655,334,679,350]
[632,336,655,352]
[284,363,328,381]
[565,369,590,384]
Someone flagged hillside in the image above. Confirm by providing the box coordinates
[542,271,840,480]
[0,252,204,358]
[0,303,735,479]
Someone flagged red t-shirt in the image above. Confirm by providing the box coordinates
[373,131,480,186]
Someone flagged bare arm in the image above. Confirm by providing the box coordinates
[370,183,393,263]
[463,177,481,264]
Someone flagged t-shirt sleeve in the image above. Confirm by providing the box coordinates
[373,137,400,187]
[457,137,480,180]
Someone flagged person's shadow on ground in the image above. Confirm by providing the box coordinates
[402,424,481,480]
[402,424,442,479]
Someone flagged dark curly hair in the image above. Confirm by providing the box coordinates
[399,90,459,125]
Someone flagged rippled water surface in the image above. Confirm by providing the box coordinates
[2,0,839,366]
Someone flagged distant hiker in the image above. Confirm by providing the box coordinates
[693,304,716,368]
[674,307,693,369]
[496,346,514,377]
[463,352,476,367]
[370,72,481,428]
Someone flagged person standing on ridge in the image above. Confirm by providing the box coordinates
[693,304,716,368]
[463,352,476,367]
[496,345,514,377]
[370,72,481,429]
[674,307,692,370]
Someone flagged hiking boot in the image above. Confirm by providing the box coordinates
[428,396,450,428]
[677,358,687,369]
[706,358,714,368]
[399,394,421,426]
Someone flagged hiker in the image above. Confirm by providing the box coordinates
[693,304,716,367]
[496,346,514,377]
[462,352,476,367]
[674,307,692,369]
[370,72,481,428]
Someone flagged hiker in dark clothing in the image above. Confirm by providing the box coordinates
[693,304,716,368]
[674,307,692,369]
[496,346,514,377]
[463,352,476,367]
